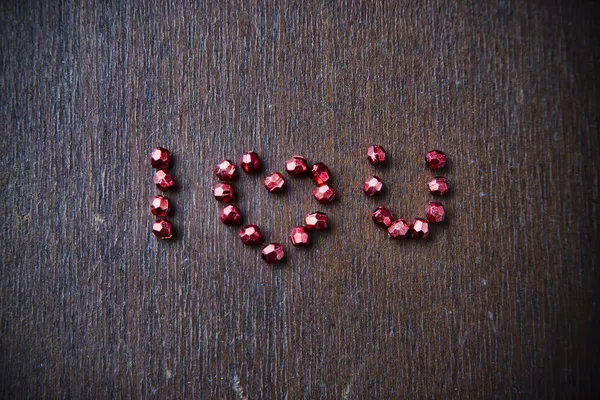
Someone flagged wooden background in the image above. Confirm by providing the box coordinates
[1,0,598,398]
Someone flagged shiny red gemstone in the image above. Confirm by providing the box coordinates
[261,243,285,263]
[153,169,175,192]
[150,195,170,216]
[410,218,429,239]
[264,172,286,193]
[367,145,386,165]
[427,177,449,196]
[150,147,171,169]
[313,184,336,204]
[220,204,242,225]
[214,182,235,202]
[372,206,394,228]
[425,202,445,223]
[310,162,330,185]
[290,226,310,247]
[363,176,384,197]
[240,151,261,173]
[152,219,174,239]
[388,219,410,239]
[285,156,309,176]
[305,212,328,230]
[239,224,263,245]
[214,159,237,180]
[425,150,446,169]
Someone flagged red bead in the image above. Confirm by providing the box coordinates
[264,172,286,193]
[305,212,328,230]
[427,177,449,196]
[220,204,242,225]
[410,218,429,239]
[152,219,174,239]
[214,182,235,202]
[363,176,383,197]
[261,243,285,263]
[310,162,330,185]
[153,169,175,192]
[313,184,336,204]
[150,147,171,169]
[239,224,263,245]
[425,150,446,169]
[240,151,261,173]
[290,226,310,247]
[214,159,237,180]
[285,155,309,176]
[425,202,445,223]
[367,145,386,165]
[372,206,394,228]
[150,195,170,216]
[388,219,410,239]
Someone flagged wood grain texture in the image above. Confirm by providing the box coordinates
[1,0,598,398]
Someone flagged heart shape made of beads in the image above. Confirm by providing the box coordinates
[213,152,336,265]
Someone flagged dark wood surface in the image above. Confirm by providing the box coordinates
[1,0,598,398]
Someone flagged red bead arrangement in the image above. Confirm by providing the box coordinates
[214,151,334,263]
[149,147,175,239]
[365,145,449,240]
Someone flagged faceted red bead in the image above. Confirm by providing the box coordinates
[153,169,175,192]
[367,145,386,165]
[220,204,242,225]
[313,184,336,204]
[290,226,310,247]
[372,206,394,228]
[239,224,263,245]
[425,150,446,169]
[214,182,235,202]
[152,219,174,239]
[425,202,445,223]
[240,151,261,173]
[305,212,328,231]
[150,147,171,169]
[214,159,237,180]
[150,195,170,216]
[388,219,410,239]
[264,172,286,193]
[410,218,429,239]
[261,243,285,263]
[285,156,309,176]
[363,176,384,197]
[310,162,330,185]
[427,177,449,196]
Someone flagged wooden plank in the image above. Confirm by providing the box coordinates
[1,0,598,397]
